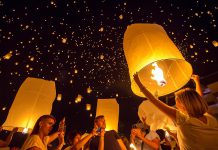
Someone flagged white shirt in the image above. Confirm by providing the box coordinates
[176,111,218,150]
[135,131,161,150]
[21,135,49,150]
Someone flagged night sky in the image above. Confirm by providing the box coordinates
[0,0,217,137]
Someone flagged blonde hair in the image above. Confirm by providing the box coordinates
[175,88,208,118]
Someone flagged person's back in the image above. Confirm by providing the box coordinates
[177,111,218,150]
[89,130,121,150]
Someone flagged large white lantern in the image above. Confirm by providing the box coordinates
[96,99,119,131]
[138,100,176,131]
[3,77,56,132]
[124,23,193,97]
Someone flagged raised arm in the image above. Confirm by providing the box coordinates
[98,129,105,150]
[55,132,65,150]
[48,131,62,144]
[74,133,95,150]
[191,74,203,97]
[132,129,159,150]
[133,73,177,122]
[49,118,66,144]
[0,127,18,147]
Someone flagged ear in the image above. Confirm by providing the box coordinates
[39,121,43,128]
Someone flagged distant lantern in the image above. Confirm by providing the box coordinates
[96,99,119,131]
[86,104,91,111]
[212,41,218,47]
[75,94,82,103]
[57,94,62,101]
[30,57,34,61]
[62,38,67,44]
[3,52,12,60]
[87,86,92,94]
[99,27,104,32]
[119,14,123,20]
[100,54,104,60]
[3,77,56,132]
[123,24,192,97]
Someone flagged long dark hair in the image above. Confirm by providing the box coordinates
[67,130,81,145]
[31,115,56,136]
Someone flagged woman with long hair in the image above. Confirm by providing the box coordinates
[133,73,218,150]
[64,128,98,150]
[21,115,65,150]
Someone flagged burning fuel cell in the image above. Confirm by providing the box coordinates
[151,62,167,87]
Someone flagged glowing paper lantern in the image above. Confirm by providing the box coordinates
[96,99,119,131]
[124,23,192,97]
[3,52,13,60]
[86,104,91,111]
[138,100,176,131]
[212,41,218,47]
[87,86,92,94]
[3,77,56,132]
[75,94,82,103]
[57,94,62,101]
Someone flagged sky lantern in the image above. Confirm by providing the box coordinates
[212,40,218,47]
[75,94,82,103]
[96,99,119,131]
[123,23,192,97]
[3,77,56,133]
[87,86,92,94]
[57,94,62,101]
[138,100,176,131]
[3,51,13,60]
[86,104,91,111]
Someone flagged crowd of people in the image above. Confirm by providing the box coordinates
[0,75,218,150]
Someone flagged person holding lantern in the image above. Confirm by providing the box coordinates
[0,126,18,148]
[21,115,65,150]
[130,116,162,150]
[133,73,218,150]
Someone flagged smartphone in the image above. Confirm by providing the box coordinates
[97,127,101,133]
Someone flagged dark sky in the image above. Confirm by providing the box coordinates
[0,0,217,136]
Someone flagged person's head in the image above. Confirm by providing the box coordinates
[94,115,106,129]
[68,130,81,146]
[31,115,56,136]
[156,129,165,141]
[175,88,208,118]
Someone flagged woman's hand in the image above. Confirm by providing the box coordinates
[191,74,203,96]
[12,127,19,133]
[58,131,65,145]
[191,74,200,82]
[131,128,143,139]
[99,129,105,137]
[58,117,66,132]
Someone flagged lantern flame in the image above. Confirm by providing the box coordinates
[130,143,137,150]
[22,128,28,134]
[151,62,167,87]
